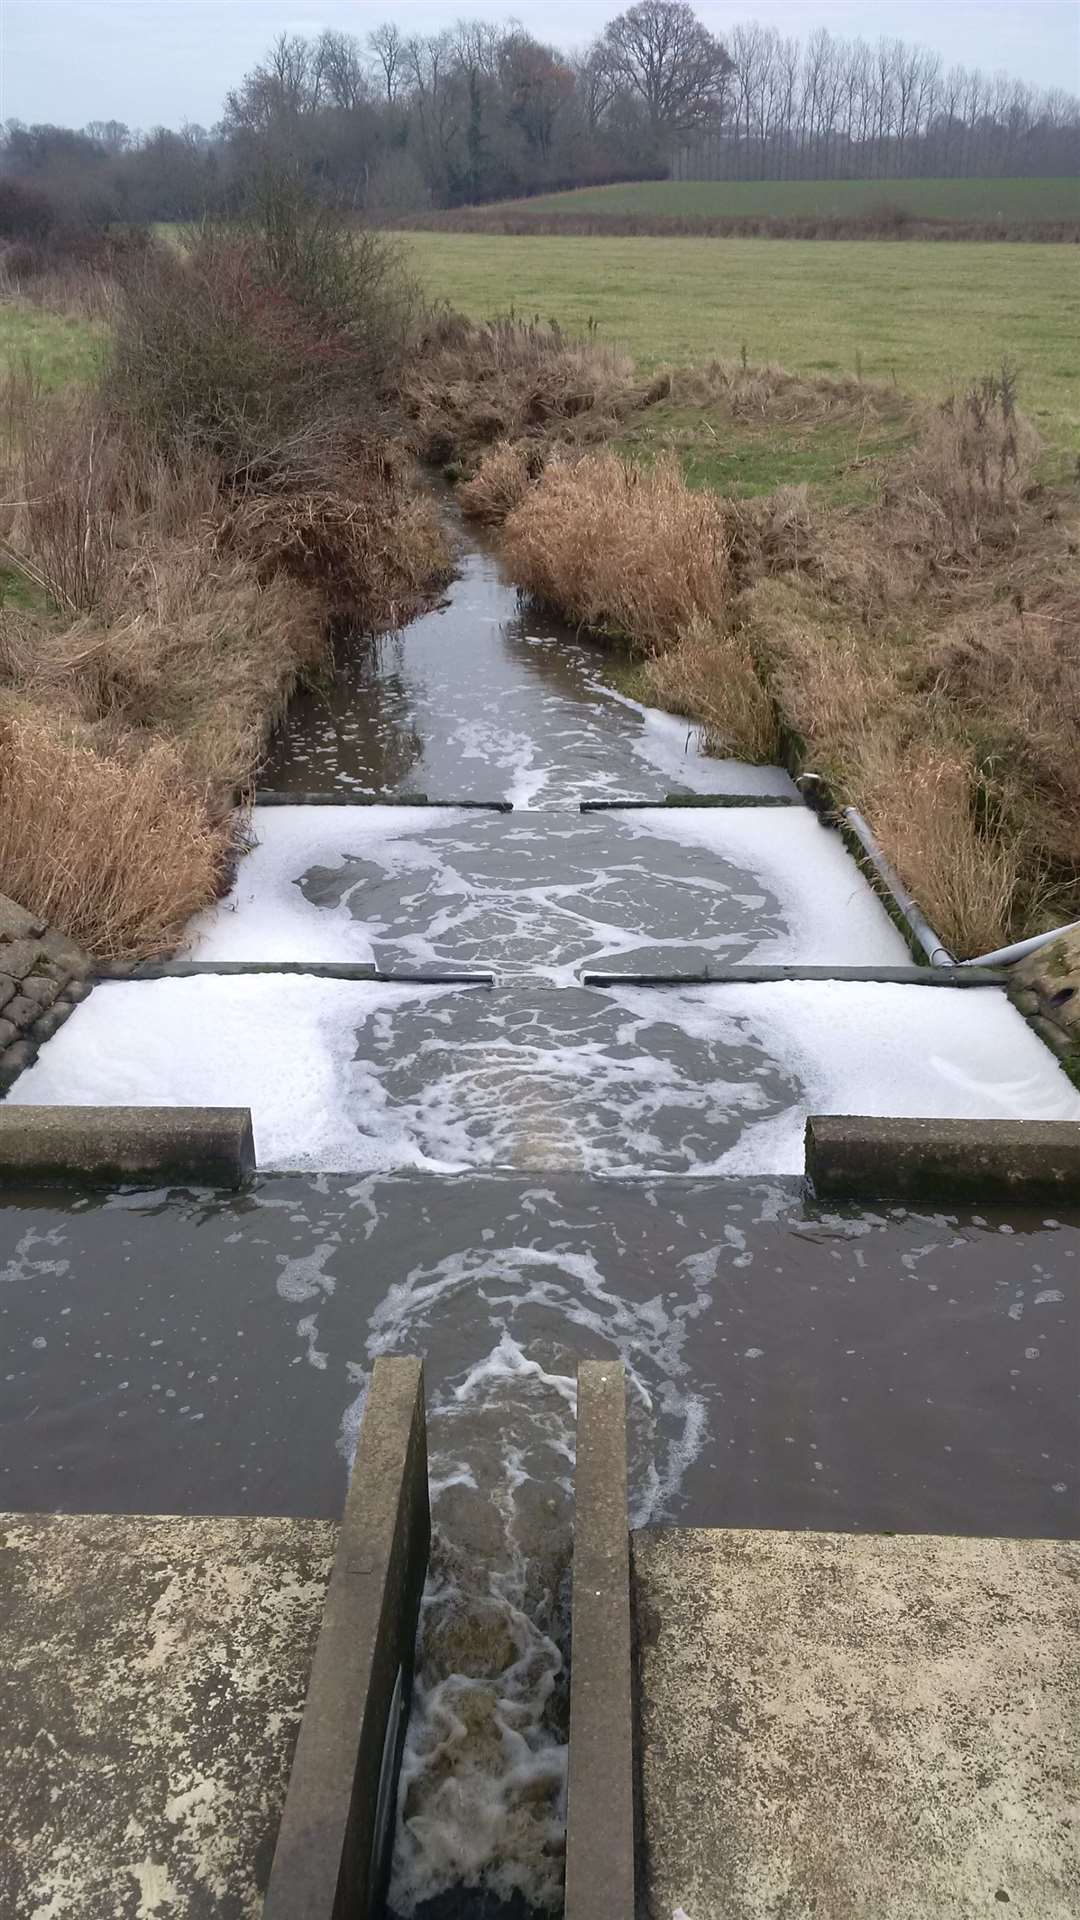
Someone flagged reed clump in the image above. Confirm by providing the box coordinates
[501,449,730,649]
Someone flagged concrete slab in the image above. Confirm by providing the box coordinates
[633,1526,1080,1919]
[807,1114,1080,1203]
[0,1511,333,1920]
[565,1362,635,1920]
[263,1355,430,1920]
[0,1105,255,1189]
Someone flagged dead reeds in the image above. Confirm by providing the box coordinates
[491,358,1076,957]
[0,703,229,959]
[501,449,730,649]
[0,219,451,959]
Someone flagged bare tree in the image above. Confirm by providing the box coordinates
[601,0,733,137]
[317,31,370,114]
[368,23,405,106]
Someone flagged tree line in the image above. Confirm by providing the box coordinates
[2,4,1076,229]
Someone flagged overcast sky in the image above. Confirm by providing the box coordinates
[4,0,1078,132]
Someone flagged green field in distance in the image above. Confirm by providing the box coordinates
[401,231,1080,450]
[503,176,1079,222]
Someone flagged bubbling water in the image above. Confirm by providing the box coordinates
[341,1237,713,1916]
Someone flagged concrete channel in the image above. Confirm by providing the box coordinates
[2,525,1079,1917]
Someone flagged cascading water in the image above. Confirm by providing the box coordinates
[5,516,1079,1915]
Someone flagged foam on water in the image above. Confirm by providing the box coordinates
[343,1221,716,1915]
[622,805,909,965]
[8,976,467,1172]
[13,977,1080,1183]
[184,807,469,963]
[605,979,1080,1175]
[186,803,905,979]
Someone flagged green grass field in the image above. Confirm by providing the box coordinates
[506,176,1080,222]
[401,233,1080,451]
[0,303,104,389]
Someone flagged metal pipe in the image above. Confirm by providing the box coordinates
[841,807,955,967]
[960,920,1080,970]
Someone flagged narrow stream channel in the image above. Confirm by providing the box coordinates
[4,522,1080,1916]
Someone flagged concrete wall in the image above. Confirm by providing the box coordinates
[262,1355,431,1920]
[806,1113,1080,1204]
[565,1361,637,1920]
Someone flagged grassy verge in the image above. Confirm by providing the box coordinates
[397,233,1080,456]
[439,328,1079,957]
[0,217,451,960]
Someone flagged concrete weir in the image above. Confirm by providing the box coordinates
[806,1112,1080,1202]
[565,1362,636,1920]
[0,1104,255,1188]
[263,1355,430,1920]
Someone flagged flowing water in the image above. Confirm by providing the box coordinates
[4,529,1080,1916]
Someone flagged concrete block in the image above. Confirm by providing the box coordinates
[806,1114,1080,1204]
[263,1355,431,1920]
[0,1106,256,1189]
[634,1526,1080,1919]
[0,1511,334,1919]
[565,1361,636,1920]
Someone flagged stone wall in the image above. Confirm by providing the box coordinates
[0,895,92,1096]
[1012,926,1080,1087]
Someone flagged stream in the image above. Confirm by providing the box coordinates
[4,524,1080,1916]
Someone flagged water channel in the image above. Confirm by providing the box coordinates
[3,527,1080,1916]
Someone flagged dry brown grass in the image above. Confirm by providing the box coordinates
[1,541,326,792]
[492,360,1076,956]
[403,311,637,468]
[225,442,450,622]
[457,440,538,525]
[0,702,229,959]
[0,285,450,959]
[645,613,781,763]
[501,450,730,649]
[670,358,890,427]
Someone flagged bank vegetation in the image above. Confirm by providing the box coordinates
[449,349,1078,958]
[0,200,450,958]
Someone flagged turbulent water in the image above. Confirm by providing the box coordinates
[6,527,1080,1917]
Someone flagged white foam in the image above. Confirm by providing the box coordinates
[185,807,469,962]
[622,807,910,964]
[573,666,794,796]
[609,980,1080,1175]
[7,976,464,1172]
[619,698,794,797]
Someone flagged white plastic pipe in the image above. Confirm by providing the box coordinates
[841,808,955,968]
[960,920,1080,970]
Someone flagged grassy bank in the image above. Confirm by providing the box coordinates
[399,233,1079,454]
[0,221,451,960]
[434,326,1079,958]
[0,301,104,389]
